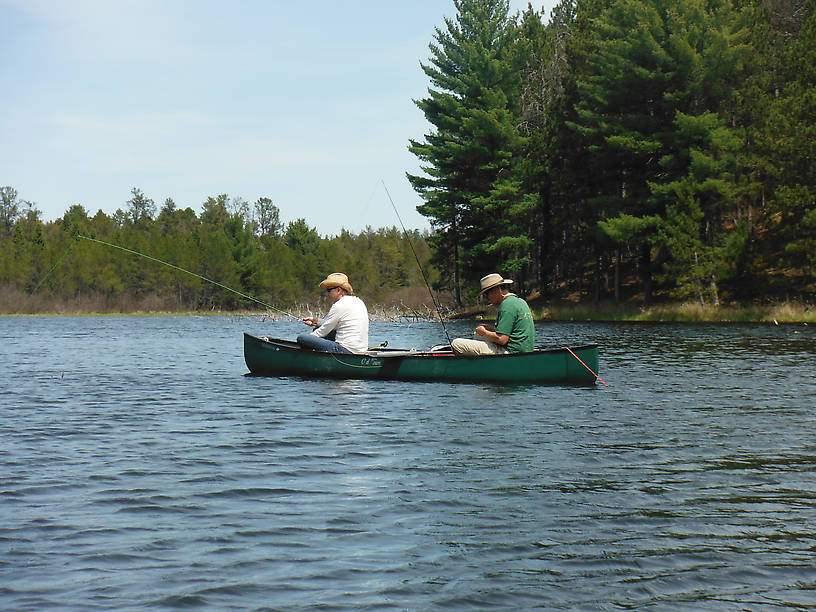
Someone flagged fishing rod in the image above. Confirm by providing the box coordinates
[381,181,452,346]
[75,234,300,319]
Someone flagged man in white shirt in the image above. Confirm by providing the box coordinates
[297,273,369,354]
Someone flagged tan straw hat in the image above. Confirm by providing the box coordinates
[478,273,513,295]
[319,272,354,294]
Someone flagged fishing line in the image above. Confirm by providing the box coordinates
[356,180,381,221]
[564,346,607,386]
[381,180,452,345]
[75,234,299,319]
[14,238,77,313]
[30,239,76,296]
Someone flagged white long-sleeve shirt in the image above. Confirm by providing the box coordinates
[311,294,369,354]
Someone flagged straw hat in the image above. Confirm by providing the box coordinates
[478,273,513,295]
[319,272,354,294]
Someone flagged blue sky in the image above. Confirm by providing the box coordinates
[1,0,559,235]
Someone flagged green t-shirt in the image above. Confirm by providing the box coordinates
[495,294,535,353]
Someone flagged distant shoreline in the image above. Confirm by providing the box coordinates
[2,301,813,324]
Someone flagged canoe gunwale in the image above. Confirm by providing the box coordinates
[252,335,596,360]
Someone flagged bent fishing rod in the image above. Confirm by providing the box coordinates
[75,234,300,319]
[381,181,452,346]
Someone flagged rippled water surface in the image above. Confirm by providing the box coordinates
[2,316,816,610]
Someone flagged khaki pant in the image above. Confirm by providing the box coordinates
[451,338,509,356]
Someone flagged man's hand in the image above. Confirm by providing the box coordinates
[475,324,509,346]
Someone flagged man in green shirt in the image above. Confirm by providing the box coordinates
[451,273,535,355]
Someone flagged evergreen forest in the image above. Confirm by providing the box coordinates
[0,189,435,314]
[409,0,814,306]
[1,0,814,313]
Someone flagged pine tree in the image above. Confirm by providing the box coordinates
[648,0,752,304]
[518,0,603,296]
[569,0,678,302]
[566,0,754,302]
[756,0,816,292]
[408,0,521,303]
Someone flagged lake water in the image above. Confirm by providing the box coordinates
[2,315,815,610]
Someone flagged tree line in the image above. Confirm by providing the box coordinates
[3,0,813,312]
[0,187,436,313]
[409,0,815,305]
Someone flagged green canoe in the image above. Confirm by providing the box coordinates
[244,334,601,385]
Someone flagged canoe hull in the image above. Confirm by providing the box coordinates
[244,334,600,385]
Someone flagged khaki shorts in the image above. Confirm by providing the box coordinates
[451,338,509,356]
